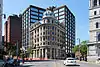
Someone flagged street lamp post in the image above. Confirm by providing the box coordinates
[77,38,81,61]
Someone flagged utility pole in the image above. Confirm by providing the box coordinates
[77,38,81,61]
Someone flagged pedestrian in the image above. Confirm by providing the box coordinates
[22,57,24,64]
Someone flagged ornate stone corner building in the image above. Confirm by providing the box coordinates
[30,9,66,59]
[88,0,100,61]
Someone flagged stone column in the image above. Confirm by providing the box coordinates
[50,48,52,59]
[54,48,55,59]
[45,49,47,58]
[42,48,43,58]
[36,50,37,58]
[97,0,99,6]
[35,50,36,58]
[39,49,40,58]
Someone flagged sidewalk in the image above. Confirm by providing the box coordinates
[76,60,100,65]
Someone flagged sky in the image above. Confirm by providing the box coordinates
[3,0,89,44]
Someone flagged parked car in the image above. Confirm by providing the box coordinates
[5,58,20,67]
[0,59,5,67]
[64,57,77,66]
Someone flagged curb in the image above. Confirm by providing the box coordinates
[76,60,100,65]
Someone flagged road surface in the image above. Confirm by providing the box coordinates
[19,60,100,67]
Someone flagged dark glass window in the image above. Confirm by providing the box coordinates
[48,26,50,29]
[98,33,100,41]
[31,11,38,15]
[52,26,54,30]
[52,20,53,23]
[31,15,38,19]
[96,22,99,28]
[94,11,97,15]
[52,32,54,35]
[99,0,100,5]
[0,4,1,8]
[52,37,54,40]
[31,8,38,12]
[39,13,43,16]
[48,32,50,34]
[48,36,50,40]
[93,0,97,7]
[48,42,50,45]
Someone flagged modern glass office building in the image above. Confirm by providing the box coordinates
[54,5,75,54]
[22,5,46,50]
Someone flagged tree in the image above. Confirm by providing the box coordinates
[72,40,87,57]
[72,45,79,53]
[80,41,87,56]
[4,42,16,56]
[27,47,33,57]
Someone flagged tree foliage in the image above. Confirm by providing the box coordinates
[27,47,33,57]
[72,45,79,53]
[80,41,87,56]
[4,42,17,56]
[72,40,87,56]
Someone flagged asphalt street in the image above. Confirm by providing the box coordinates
[19,60,100,67]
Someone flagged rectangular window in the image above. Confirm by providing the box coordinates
[59,8,64,12]
[59,11,64,16]
[52,37,54,40]
[48,32,50,34]
[31,11,38,15]
[48,36,50,40]
[48,42,50,45]
[59,19,64,23]
[55,14,58,16]
[54,10,58,13]
[59,15,64,19]
[39,13,43,16]
[52,32,54,35]
[0,4,1,8]
[31,19,37,22]
[31,8,38,12]
[52,26,54,30]
[39,17,42,20]
[31,15,38,19]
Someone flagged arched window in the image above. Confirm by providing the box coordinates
[96,22,99,28]
[98,33,100,41]
[47,19,50,23]
[52,20,53,23]
[44,19,45,23]
[94,11,97,15]
[93,0,97,7]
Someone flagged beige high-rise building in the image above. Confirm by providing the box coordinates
[88,0,100,61]
[0,0,3,49]
[30,9,66,59]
